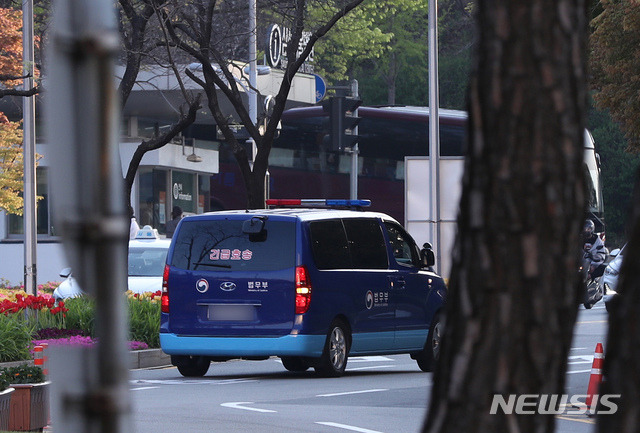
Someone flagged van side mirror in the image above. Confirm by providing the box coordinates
[59,267,72,278]
[421,243,435,268]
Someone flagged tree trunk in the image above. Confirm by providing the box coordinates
[423,1,588,432]
[597,171,640,431]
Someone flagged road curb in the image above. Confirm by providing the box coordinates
[129,348,171,369]
[1,349,171,371]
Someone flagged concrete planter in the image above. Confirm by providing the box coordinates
[8,381,50,432]
[0,387,15,430]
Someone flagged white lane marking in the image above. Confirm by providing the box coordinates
[220,402,276,413]
[348,365,395,372]
[348,356,394,363]
[315,421,383,433]
[567,355,594,365]
[570,347,587,351]
[567,369,592,375]
[131,378,257,385]
[274,356,393,365]
[131,386,159,391]
[317,389,388,398]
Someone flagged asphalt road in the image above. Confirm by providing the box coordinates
[556,302,609,433]
[125,303,608,433]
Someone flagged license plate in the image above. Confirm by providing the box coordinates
[207,304,256,321]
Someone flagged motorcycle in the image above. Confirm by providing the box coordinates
[580,252,605,309]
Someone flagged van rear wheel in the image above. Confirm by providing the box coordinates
[174,355,210,377]
[315,320,349,377]
[281,356,310,372]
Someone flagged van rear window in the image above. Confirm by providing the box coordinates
[170,219,295,271]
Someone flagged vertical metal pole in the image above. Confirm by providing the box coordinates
[428,0,441,273]
[350,80,359,200]
[22,0,37,296]
[248,0,258,164]
[47,0,130,431]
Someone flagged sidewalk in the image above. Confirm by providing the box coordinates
[2,349,170,433]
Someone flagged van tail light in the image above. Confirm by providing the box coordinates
[295,266,312,314]
[161,264,170,313]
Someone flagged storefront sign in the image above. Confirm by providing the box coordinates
[171,171,195,213]
[266,24,314,74]
[173,183,192,202]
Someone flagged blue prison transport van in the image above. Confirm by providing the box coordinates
[160,199,446,377]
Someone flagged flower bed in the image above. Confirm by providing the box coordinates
[0,286,160,362]
[31,336,149,351]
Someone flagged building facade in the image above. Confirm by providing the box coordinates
[0,64,316,284]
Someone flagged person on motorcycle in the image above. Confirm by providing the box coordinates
[582,219,607,282]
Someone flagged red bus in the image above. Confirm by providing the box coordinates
[210,105,467,224]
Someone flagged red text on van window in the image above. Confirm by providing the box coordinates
[209,248,254,261]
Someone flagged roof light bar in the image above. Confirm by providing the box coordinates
[265,199,371,207]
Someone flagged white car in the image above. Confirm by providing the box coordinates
[602,243,625,311]
[54,226,171,299]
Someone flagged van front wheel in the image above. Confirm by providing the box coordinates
[416,314,442,372]
[315,321,349,377]
[174,355,211,377]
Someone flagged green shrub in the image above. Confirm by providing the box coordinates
[63,297,96,337]
[0,370,9,391]
[0,315,34,362]
[1,364,45,384]
[127,297,160,348]
[21,306,67,331]
[0,292,161,362]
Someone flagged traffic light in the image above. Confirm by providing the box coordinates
[322,96,362,151]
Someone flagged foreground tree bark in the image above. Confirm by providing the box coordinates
[597,172,640,432]
[423,1,588,432]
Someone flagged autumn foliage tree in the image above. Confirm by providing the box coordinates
[0,7,23,86]
[0,114,24,214]
[0,8,26,214]
[590,0,640,150]
[0,7,39,98]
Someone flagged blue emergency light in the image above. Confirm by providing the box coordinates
[265,199,371,207]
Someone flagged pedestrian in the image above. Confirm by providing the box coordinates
[165,206,183,238]
[582,219,607,281]
[130,215,140,239]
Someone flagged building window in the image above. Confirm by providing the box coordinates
[138,168,168,232]
[7,167,55,237]
[198,174,211,213]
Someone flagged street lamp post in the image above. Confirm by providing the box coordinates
[22,0,37,296]
[428,0,441,274]
[248,0,258,165]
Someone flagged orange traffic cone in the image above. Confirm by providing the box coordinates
[585,343,604,410]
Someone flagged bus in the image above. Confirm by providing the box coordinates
[210,105,603,229]
[211,106,467,225]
